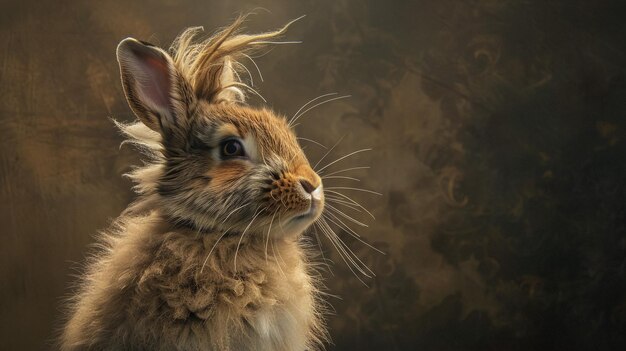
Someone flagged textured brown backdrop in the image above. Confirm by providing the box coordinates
[1,0,625,350]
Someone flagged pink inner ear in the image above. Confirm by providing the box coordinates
[131,46,172,112]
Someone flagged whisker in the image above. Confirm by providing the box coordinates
[317,148,372,173]
[272,212,289,273]
[315,222,369,287]
[222,81,267,102]
[200,226,233,273]
[297,137,327,149]
[290,92,337,124]
[322,166,370,177]
[318,219,368,275]
[319,219,376,277]
[233,207,265,272]
[265,209,279,263]
[324,190,376,219]
[313,226,334,276]
[238,13,306,84]
[323,211,361,237]
[231,69,244,89]
[326,203,368,227]
[195,198,247,237]
[313,136,345,171]
[321,175,360,182]
[325,187,382,196]
[323,213,385,255]
[316,221,354,270]
[325,197,363,212]
[287,148,302,166]
[216,192,238,217]
[221,203,250,223]
[242,53,264,82]
[270,235,287,278]
[251,40,303,45]
[233,61,254,86]
[290,95,352,127]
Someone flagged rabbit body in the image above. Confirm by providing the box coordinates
[61,17,328,351]
[62,211,320,350]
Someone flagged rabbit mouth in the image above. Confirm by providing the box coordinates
[292,209,313,222]
[291,198,322,222]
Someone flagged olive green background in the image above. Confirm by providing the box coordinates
[1,0,625,350]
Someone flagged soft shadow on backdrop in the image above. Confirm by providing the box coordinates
[1,0,625,350]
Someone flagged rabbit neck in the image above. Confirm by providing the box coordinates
[163,213,233,236]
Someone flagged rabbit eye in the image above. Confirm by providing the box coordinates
[220,139,245,158]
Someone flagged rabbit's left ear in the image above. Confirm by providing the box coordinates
[116,38,195,141]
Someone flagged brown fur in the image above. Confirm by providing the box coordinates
[61,16,330,350]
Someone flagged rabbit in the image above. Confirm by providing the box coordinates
[59,16,335,351]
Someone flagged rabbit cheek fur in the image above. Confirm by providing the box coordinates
[61,18,328,351]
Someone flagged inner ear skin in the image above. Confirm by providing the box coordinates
[131,49,172,110]
[118,38,198,153]
[117,39,172,130]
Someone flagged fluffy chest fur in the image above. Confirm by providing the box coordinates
[61,212,325,351]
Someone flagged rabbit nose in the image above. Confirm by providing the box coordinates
[299,179,316,194]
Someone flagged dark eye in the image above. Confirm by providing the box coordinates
[220,139,245,158]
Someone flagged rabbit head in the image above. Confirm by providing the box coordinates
[115,17,323,238]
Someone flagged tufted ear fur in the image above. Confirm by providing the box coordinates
[116,38,195,142]
[170,15,303,105]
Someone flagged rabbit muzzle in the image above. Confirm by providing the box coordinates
[268,163,324,233]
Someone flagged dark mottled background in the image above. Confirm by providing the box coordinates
[1,0,625,350]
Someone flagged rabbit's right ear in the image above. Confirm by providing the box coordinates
[116,38,195,140]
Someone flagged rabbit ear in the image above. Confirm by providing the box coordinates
[214,58,245,103]
[116,38,194,139]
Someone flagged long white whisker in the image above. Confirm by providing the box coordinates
[324,189,376,219]
[313,136,345,171]
[326,203,368,227]
[290,92,337,124]
[225,81,267,103]
[325,197,363,212]
[325,187,382,196]
[243,53,264,82]
[233,61,254,86]
[275,212,290,265]
[265,209,279,263]
[316,222,368,286]
[233,207,266,271]
[317,148,372,173]
[251,40,303,45]
[200,226,233,273]
[322,166,371,177]
[270,235,287,278]
[313,225,334,276]
[221,203,250,223]
[297,137,327,149]
[320,219,376,277]
[215,191,238,219]
[322,175,360,182]
[318,219,369,276]
[286,149,302,168]
[231,69,244,89]
[323,213,385,255]
[323,211,362,238]
[290,95,352,127]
